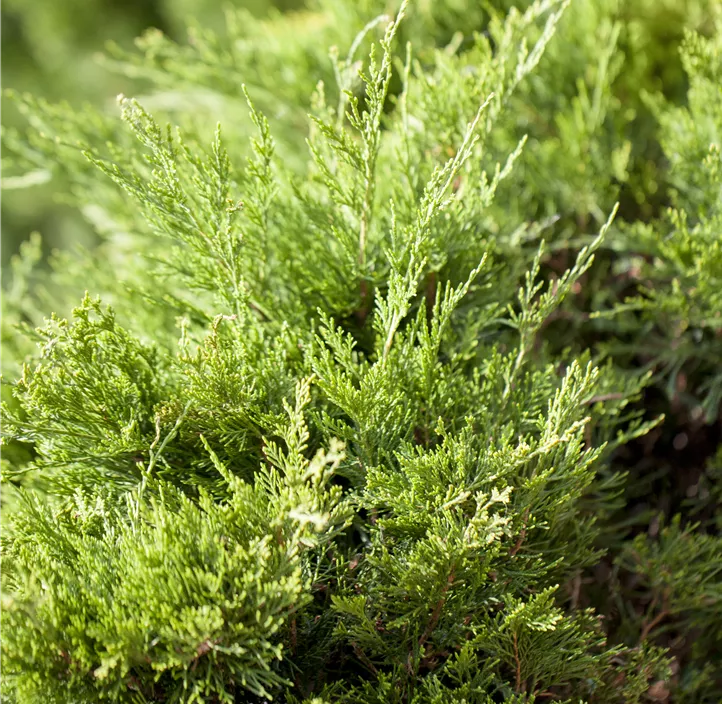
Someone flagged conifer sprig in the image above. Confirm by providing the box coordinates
[2,1,722,702]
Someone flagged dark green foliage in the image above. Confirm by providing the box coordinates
[605,27,722,420]
[2,0,721,702]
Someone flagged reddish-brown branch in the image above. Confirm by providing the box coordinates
[418,570,455,649]
[425,271,437,320]
[356,279,371,325]
[513,632,523,693]
[352,642,379,677]
[638,590,671,644]
[190,639,218,671]
[509,508,530,557]
[640,607,670,643]
[569,572,582,610]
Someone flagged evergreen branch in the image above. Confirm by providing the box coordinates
[418,569,455,650]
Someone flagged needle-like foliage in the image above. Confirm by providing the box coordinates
[2,1,721,702]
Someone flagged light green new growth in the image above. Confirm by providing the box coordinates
[2,0,721,702]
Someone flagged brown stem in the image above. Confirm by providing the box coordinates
[569,572,582,610]
[419,649,450,670]
[352,641,379,677]
[355,279,371,325]
[290,616,297,655]
[425,271,437,320]
[418,570,455,649]
[639,595,670,644]
[513,632,523,693]
[509,508,530,557]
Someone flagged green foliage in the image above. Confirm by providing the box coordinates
[2,0,721,702]
[605,22,722,420]
[3,380,351,702]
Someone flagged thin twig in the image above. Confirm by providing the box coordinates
[569,572,582,610]
[418,571,455,649]
[513,632,523,693]
[640,609,669,642]
[509,508,530,556]
[639,594,670,644]
[352,642,379,677]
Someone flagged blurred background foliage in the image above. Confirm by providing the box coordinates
[2,0,714,272]
[1,0,302,267]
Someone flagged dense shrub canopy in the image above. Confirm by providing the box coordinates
[2,0,721,702]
